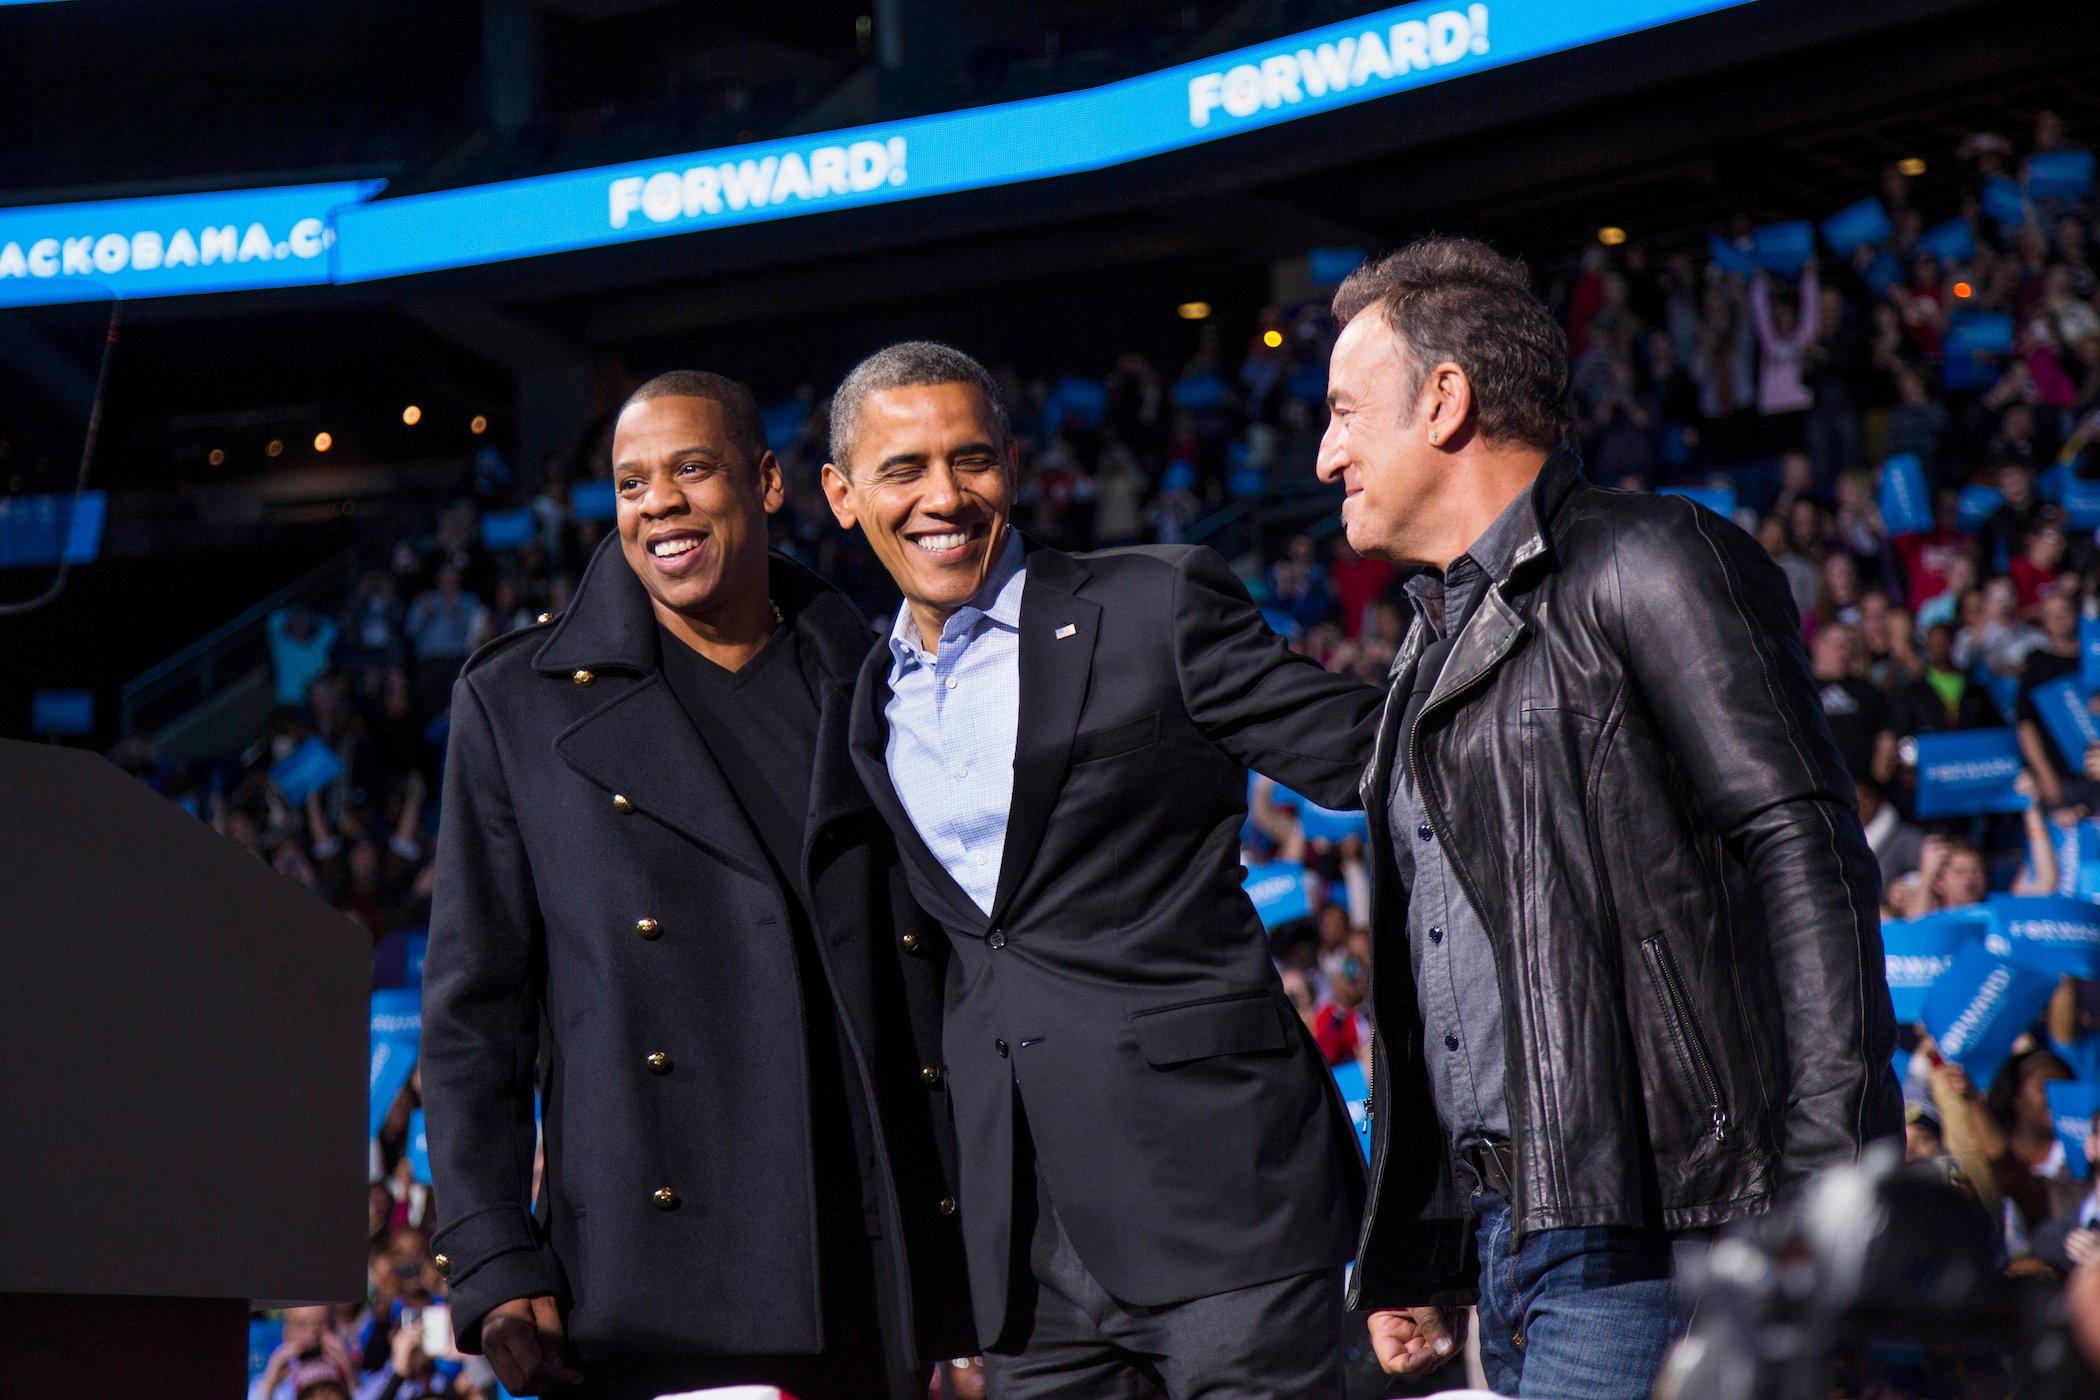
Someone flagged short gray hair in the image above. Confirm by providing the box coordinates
[828,340,1009,474]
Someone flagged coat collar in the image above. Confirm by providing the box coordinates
[534,533,871,686]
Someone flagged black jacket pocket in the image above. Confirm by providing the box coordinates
[1071,711,1162,765]
[1130,990,1289,1065]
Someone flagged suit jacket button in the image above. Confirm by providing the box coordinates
[996,1039,1009,1057]
[900,933,921,953]
[536,612,552,624]
[645,1051,671,1074]
[636,917,662,939]
[987,929,1007,950]
[652,1187,679,1210]
[573,669,595,687]
[432,1253,450,1276]
[612,794,635,814]
[921,1064,943,1086]
[938,1197,958,1217]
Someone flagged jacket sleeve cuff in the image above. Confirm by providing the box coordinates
[431,1203,564,1353]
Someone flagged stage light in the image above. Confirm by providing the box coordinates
[207,448,225,466]
[313,432,333,452]
[1953,281,1973,299]
[1898,157,1927,177]
[1262,329,1284,348]
[266,439,284,458]
[470,414,489,435]
[1177,301,1212,321]
[402,404,422,425]
[1598,226,1627,246]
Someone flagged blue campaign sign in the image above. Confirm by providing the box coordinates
[405,931,428,987]
[370,988,422,1138]
[1982,175,2028,228]
[1916,216,1977,264]
[248,1317,285,1381]
[1880,909,1989,1024]
[569,479,616,522]
[270,735,344,803]
[1946,312,2017,357]
[1921,939,2055,1083]
[1911,728,2026,819]
[479,507,537,551]
[0,181,378,307]
[1819,197,1891,256]
[2032,675,2100,771]
[2081,617,2100,694]
[336,0,1763,282]
[1660,484,1737,519]
[2029,150,2096,199]
[2050,819,2100,899]
[1878,453,1932,535]
[1308,246,1368,288]
[2050,1080,2100,1180]
[1862,250,1903,293]
[2066,476,2100,530]
[1984,894,2100,979]
[1332,1058,1373,1160]
[0,489,105,568]
[407,1108,433,1184]
[1750,221,1814,274]
[1957,484,2004,532]
[1243,860,1313,929]
[29,689,93,736]
[1706,233,1758,278]
[1297,799,1371,844]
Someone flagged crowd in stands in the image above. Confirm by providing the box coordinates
[91,104,2100,1394]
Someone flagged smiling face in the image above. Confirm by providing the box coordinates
[1317,310,1443,563]
[613,395,781,627]
[821,381,1014,637]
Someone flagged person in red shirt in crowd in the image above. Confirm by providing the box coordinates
[1329,535,1396,638]
[2010,518,2070,615]
[1893,488,1976,608]
[1313,944,1370,1067]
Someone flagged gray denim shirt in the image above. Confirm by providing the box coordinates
[1385,482,1535,1150]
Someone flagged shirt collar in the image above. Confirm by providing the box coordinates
[888,530,1026,667]
[1402,477,1538,622]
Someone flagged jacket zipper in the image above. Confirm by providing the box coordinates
[1642,934,1729,1143]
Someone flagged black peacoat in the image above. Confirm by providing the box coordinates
[420,537,972,1387]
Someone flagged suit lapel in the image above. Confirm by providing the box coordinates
[553,673,774,886]
[986,548,1100,930]
[848,642,989,932]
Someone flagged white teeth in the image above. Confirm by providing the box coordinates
[652,537,701,558]
[912,532,967,552]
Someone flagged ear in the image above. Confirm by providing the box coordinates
[757,450,786,515]
[1421,362,1472,446]
[820,461,858,530]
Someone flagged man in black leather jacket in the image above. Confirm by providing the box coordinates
[1316,236,1901,1397]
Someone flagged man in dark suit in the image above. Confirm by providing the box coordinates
[819,341,1382,1398]
[421,371,971,1400]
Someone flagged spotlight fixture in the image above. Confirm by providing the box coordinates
[1897,157,1927,177]
[402,405,422,426]
[1177,301,1212,321]
[1598,226,1628,246]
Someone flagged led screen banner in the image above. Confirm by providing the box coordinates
[1,0,1758,301]
[0,180,381,307]
[335,0,1756,281]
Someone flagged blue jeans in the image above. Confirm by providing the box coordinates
[1471,1189,1680,1398]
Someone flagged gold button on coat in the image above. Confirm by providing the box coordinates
[921,1065,943,1086]
[611,794,634,814]
[652,1187,679,1210]
[900,933,921,953]
[536,612,552,624]
[432,1253,450,1275]
[938,1197,958,1216]
[645,1051,671,1074]
[635,917,662,940]
[572,669,595,687]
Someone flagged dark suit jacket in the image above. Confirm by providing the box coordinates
[849,539,1382,1342]
[421,539,971,1386]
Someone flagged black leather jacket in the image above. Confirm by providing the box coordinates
[1350,452,1902,1310]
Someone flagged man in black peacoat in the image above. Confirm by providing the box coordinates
[421,376,971,1400]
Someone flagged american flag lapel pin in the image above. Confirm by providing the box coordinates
[1055,623,1077,639]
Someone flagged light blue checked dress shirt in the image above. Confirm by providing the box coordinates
[884,533,1028,915]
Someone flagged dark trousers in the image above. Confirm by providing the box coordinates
[984,1133,1345,1399]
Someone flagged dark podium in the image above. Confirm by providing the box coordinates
[0,739,368,1393]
